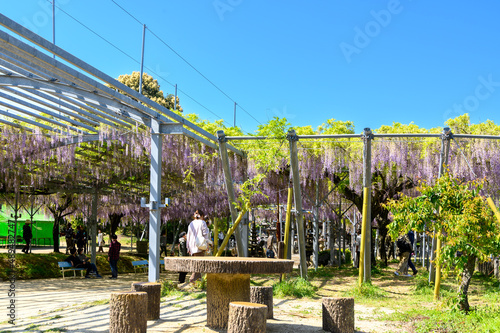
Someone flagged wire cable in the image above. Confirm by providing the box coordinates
[109,0,262,126]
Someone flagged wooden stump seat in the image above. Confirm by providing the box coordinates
[109,291,147,333]
[131,281,162,320]
[164,256,293,329]
[322,297,355,333]
[250,286,273,319]
[228,301,267,333]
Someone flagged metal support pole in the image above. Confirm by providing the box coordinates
[52,0,55,59]
[139,24,146,94]
[429,127,451,284]
[217,130,245,257]
[148,118,162,282]
[361,128,373,282]
[90,189,98,265]
[314,181,319,270]
[288,129,308,279]
[174,84,178,111]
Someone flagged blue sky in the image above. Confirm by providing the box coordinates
[2,1,500,135]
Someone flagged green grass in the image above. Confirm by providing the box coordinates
[273,277,318,298]
[343,282,387,299]
[0,252,147,280]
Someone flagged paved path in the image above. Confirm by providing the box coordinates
[0,272,329,333]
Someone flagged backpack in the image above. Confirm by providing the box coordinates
[396,234,411,253]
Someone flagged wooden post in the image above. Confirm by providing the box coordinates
[131,282,161,320]
[361,128,373,283]
[287,129,308,279]
[217,130,245,257]
[110,291,147,333]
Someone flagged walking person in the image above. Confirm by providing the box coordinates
[394,232,412,277]
[407,230,418,275]
[97,229,104,253]
[75,225,85,253]
[355,229,361,268]
[22,220,32,254]
[160,231,168,257]
[108,234,121,279]
[178,231,189,285]
[64,222,74,255]
[186,209,211,284]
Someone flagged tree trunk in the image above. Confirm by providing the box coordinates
[52,218,60,253]
[458,255,476,312]
[109,213,124,240]
[378,229,388,267]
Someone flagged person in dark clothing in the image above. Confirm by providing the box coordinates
[65,248,99,278]
[407,230,418,276]
[178,231,188,284]
[160,231,168,257]
[75,226,85,253]
[22,220,32,254]
[77,248,102,278]
[107,234,121,279]
[64,223,75,255]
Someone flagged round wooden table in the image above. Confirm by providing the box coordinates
[164,256,294,329]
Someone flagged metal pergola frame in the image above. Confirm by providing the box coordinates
[0,13,243,282]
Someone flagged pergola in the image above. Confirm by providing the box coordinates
[0,13,242,281]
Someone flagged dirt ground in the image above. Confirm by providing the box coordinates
[0,263,414,333]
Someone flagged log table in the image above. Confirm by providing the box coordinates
[164,256,294,329]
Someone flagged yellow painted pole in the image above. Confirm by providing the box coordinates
[215,209,247,257]
[433,231,442,300]
[486,197,500,224]
[213,218,219,254]
[358,187,369,288]
[282,186,293,280]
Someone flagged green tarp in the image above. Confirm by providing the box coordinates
[0,209,54,246]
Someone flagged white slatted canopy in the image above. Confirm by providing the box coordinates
[0,13,243,282]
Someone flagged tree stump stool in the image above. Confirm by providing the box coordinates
[131,282,162,320]
[109,291,147,333]
[228,301,267,333]
[207,273,250,329]
[250,286,273,319]
[322,297,354,333]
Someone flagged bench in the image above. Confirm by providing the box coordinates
[58,261,86,279]
[132,260,148,273]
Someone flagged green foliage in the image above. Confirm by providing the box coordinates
[273,277,317,298]
[160,279,179,297]
[385,173,500,310]
[308,266,335,279]
[344,282,386,299]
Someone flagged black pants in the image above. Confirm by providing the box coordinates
[23,238,31,253]
[178,272,188,283]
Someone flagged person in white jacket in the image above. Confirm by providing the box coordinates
[186,209,211,283]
